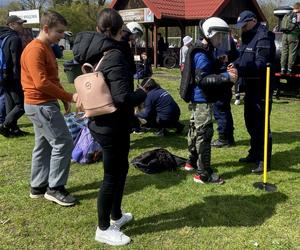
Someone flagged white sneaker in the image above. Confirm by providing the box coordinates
[234,99,241,105]
[95,225,131,246]
[111,212,133,228]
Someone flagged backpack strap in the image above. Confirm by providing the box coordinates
[94,49,120,71]
[0,36,9,49]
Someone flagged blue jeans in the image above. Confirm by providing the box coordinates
[0,86,6,123]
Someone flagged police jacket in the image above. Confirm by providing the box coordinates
[136,86,180,122]
[0,27,23,86]
[233,23,275,96]
[180,42,232,103]
[72,31,146,130]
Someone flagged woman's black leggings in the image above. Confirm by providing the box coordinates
[90,126,130,230]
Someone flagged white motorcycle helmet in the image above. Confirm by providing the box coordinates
[200,17,231,51]
[126,22,144,37]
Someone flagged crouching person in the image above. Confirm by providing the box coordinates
[180,17,238,184]
[136,77,184,136]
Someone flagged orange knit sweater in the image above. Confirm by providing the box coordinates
[21,39,72,104]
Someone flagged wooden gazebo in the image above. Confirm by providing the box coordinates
[110,0,266,67]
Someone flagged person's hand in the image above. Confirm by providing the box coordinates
[72,93,78,103]
[63,101,71,114]
[227,68,238,83]
[227,63,235,70]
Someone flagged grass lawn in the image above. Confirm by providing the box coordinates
[0,51,300,249]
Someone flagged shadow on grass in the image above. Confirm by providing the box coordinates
[131,133,187,150]
[125,170,189,195]
[70,169,189,201]
[216,146,300,180]
[236,131,300,146]
[126,192,288,235]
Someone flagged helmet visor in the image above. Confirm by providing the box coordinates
[210,32,231,52]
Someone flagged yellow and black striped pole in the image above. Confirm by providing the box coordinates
[253,64,277,192]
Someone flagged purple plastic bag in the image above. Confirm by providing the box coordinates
[72,126,102,164]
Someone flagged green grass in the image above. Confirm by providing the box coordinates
[1,52,300,249]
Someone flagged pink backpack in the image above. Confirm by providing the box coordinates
[74,51,117,117]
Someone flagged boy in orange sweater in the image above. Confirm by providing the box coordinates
[21,11,77,206]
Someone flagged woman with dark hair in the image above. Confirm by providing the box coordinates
[72,8,146,246]
[136,78,184,136]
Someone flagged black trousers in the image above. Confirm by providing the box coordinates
[244,94,272,165]
[89,122,130,230]
[4,85,24,129]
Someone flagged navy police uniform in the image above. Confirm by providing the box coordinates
[234,11,275,172]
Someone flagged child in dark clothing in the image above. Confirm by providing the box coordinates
[134,52,152,79]
[136,78,184,136]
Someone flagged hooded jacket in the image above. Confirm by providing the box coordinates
[0,27,23,85]
[72,31,146,130]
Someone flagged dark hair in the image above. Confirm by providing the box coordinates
[96,8,124,37]
[40,11,67,29]
[293,2,300,9]
[140,78,160,91]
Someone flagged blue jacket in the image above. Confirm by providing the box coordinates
[192,48,230,103]
[137,87,180,122]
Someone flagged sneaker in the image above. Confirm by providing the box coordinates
[193,173,224,184]
[175,123,185,134]
[44,187,76,206]
[111,212,133,228]
[211,139,235,148]
[154,128,166,137]
[287,68,293,74]
[280,68,286,75]
[234,99,241,105]
[95,225,131,246]
[184,163,195,171]
[30,186,48,198]
[239,155,257,163]
[251,161,270,174]
[137,117,147,125]
[10,129,29,137]
[0,124,10,137]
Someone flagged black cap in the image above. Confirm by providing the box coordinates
[236,10,256,28]
[7,15,27,25]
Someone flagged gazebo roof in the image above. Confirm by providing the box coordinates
[110,0,266,22]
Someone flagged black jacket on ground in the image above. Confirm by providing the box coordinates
[73,31,146,130]
[0,27,23,86]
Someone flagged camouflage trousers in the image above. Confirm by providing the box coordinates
[187,103,214,176]
[280,33,299,70]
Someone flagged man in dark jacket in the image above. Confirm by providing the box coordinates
[0,15,27,137]
[229,10,276,173]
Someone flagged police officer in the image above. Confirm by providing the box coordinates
[228,10,275,173]
[180,17,238,184]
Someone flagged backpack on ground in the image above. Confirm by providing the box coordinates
[0,36,9,85]
[72,126,102,164]
[131,148,186,174]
